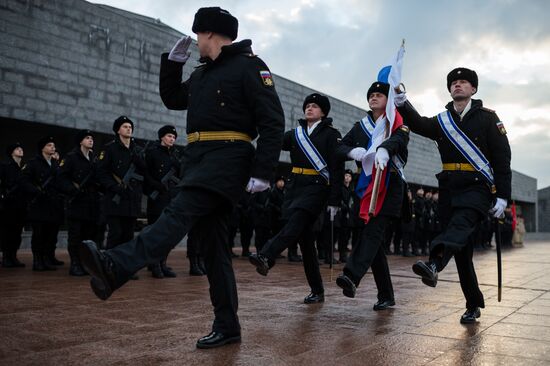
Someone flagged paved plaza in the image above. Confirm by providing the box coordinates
[1,239,549,365]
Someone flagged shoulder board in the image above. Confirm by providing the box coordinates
[399,125,410,133]
[481,107,496,113]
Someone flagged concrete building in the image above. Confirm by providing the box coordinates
[538,186,550,232]
[0,0,539,230]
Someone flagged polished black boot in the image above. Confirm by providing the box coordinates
[373,299,396,311]
[460,307,481,324]
[189,256,204,276]
[412,260,438,287]
[336,273,357,298]
[41,254,57,271]
[249,253,273,276]
[151,263,164,279]
[287,247,302,262]
[196,331,241,349]
[161,259,177,278]
[304,292,325,304]
[79,240,118,300]
[68,246,88,276]
[32,253,46,271]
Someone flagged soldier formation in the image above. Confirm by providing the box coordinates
[0,6,516,350]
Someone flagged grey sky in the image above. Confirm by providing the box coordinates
[93,0,550,188]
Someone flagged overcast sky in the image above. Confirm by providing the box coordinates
[93,0,550,189]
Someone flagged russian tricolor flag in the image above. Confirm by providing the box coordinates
[356,42,405,223]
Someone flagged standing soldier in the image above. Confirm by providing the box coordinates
[249,93,344,304]
[96,116,146,279]
[19,137,64,271]
[0,143,27,267]
[57,130,101,276]
[143,125,180,278]
[79,7,284,349]
[337,169,354,263]
[395,67,512,323]
[334,82,409,310]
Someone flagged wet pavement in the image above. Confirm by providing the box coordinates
[1,240,550,365]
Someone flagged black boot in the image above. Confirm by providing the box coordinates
[47,252,64,266]
[79,240,118,300]
[198,257,207,274]
[68,246,88,276]
[32,253,46,271]
[1,252,16,268]
[189,256,205,276]
[41,254,57,271]
[161,260,177,278]
[151,263,164,279]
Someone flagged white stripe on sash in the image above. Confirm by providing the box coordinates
[437,110,494,185]
[359,115,375,139]
[294,127,330,182]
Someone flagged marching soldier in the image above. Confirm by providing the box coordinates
[57,130,101,276]
[249,93,344,304]
[19,137,64,271]
[334,82,410,310]
[395,67,512,323]
[143,125,180,278]
[79,7,285,349]
[0,143,27,267]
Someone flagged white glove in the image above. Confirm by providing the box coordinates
[168,36,193,63]
[490,198,507,218]
[348,147,368,162]
[246,177,270,193]
[374,147,390,170]
[394,91,407,107]
[327,205,339,221]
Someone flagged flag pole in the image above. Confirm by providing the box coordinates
[368,120,390,217]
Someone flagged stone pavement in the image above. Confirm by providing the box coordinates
[1,240,549,365]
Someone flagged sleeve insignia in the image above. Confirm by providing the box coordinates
[99,151,105,160]
[259,70,274,87]
[399,125,410,133]
[496,121,507,135]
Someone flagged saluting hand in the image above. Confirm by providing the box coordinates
[168,36,193,63]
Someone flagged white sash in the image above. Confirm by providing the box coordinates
[359,115,375,139]
[360,114,406,181]
[294,127,330,182]
[437,110,494,185]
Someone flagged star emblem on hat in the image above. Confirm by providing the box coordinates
[457,70,462,74]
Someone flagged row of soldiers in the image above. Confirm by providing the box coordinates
[0,119,190,277]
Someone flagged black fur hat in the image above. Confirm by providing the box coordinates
[158,125,178,140]
[192,7,238,41]
[447,67,478,92]
[302,93,331,117]
[113,115,134,134]
[367,81,390,100]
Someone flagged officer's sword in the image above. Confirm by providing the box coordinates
[495,215,503,302]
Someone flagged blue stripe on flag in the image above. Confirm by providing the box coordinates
[377,65,391,83]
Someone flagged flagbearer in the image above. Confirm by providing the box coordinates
[249,93,344,304]
[394,67,511,323]
[335,82,410,310]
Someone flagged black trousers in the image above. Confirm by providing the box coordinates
[106,216,136,249]
[401,230,414,254]
[431,207,485,310]
[338,227,351,255]
[343,215,394,302]
[0,217,25,257]
[67,219,98,248]
[31,222,60,255]
[254,225,271,253]
[106,188,240,335]
[261,209,324,295]
[186,227,201,258]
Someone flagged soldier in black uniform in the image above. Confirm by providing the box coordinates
[249,93,344,304]
[0,143,27,267]
[334,82,409,310]
[79,7,284,349]
[413,187,426,255]
[19,137,64,271]
[97,116,145,248]
[338,169,355,262]
[143,125,181,278]
[57,130,101,276]
[395,67,512,323]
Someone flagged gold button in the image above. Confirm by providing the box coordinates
[220,102,225,106]
[217,90,221,94]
